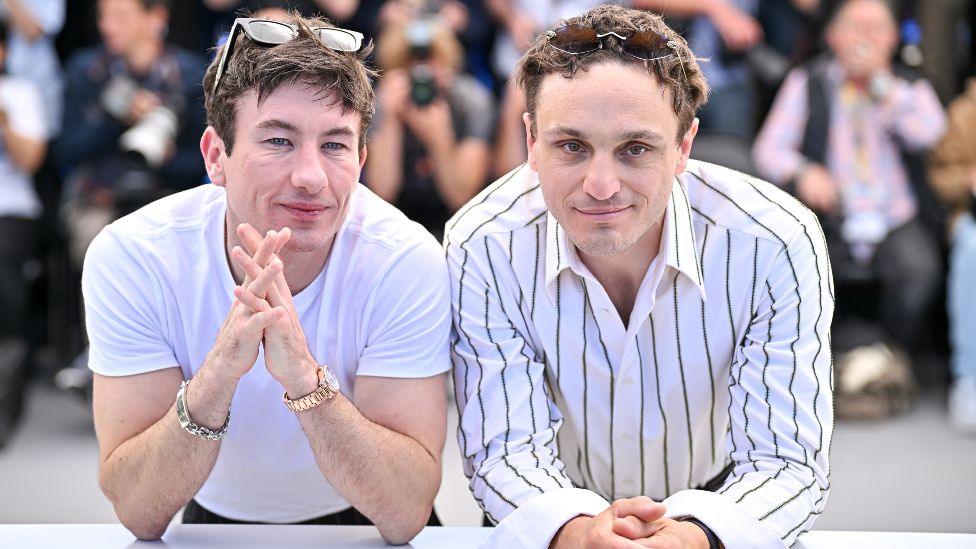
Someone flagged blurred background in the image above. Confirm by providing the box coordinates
[0,0,974,534]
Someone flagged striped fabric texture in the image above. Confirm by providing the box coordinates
[445,160,834,548]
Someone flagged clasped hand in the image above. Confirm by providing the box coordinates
[554,497,711,549]
[210,223,318,396]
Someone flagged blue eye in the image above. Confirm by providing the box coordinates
[266,137,291,147]
[324,142,346,152]
[562,142,583,153]
[626,145,649,156]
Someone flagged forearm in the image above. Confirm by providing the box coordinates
[4,0,44,41]
[365,119,404,202]
[297,394,440,544]
[98,366,236,539]
[882,80,947,150]
[1,127,45,173]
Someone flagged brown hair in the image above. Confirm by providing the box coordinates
[516,5,709,141]
[202,12,377,155]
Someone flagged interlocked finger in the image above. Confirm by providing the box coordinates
[233,284,271,314]
[240,307,285,339]
[240,255,282,306]
[232,247,287,306]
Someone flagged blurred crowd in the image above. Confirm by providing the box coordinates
[0,0,975,448]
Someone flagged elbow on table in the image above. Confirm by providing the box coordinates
[117,512,170,542]
[376,505,432,545]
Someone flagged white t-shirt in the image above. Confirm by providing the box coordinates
[0,76,47,219]
[82,183,452,523]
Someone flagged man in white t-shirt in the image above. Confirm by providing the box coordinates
[84,13,450,543]
[0,19,48,447]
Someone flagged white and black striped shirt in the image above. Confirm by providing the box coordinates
[445,160,834,549]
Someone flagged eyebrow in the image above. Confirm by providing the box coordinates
[255,119,356,139]
[544,126,667,144]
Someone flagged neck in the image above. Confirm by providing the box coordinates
[125,39,163,75]
[224,219,332,295]
[577,220,663,326]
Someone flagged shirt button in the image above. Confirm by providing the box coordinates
[622,377,635,387]
[600,308,611,320]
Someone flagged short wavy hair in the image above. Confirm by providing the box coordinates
[516,5,709,141]
[202,12,377,155]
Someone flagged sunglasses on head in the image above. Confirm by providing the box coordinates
[546,23,678,61]
[212,18,366,95]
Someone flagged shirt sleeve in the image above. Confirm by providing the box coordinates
[5,80,47,141]
[355,234,452,378]
[447,233,605,549]
[82,227,179,376]
[25,0,65,35]
[663,215,834,548]
[879,77,947,152]
[752,68,811,186]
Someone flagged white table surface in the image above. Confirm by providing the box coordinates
[0,524,973,549]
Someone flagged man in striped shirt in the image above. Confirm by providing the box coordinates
[445,5,833,548]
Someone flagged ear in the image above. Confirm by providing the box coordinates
[359,145,368,170]
[674,117,699,176]
[200,126,227,188]
[523,111,537,172]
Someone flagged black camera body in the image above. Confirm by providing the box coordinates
[406,17,439,107]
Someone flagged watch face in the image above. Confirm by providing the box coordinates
[322,367,340,391]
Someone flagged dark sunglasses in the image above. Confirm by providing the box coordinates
[546,23,678,61]
[212,18,366,94]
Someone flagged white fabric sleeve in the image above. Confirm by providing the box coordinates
[355,234,452,378]
[448,233,604,548]
[5,80,47,141]
[25,0,65,35]
[82,228,178,376]
[675,216,834,548]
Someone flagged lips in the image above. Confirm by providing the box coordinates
[280,201,329,221]
[574,205,631,221]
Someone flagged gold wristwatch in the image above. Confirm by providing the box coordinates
[282,366,340,412]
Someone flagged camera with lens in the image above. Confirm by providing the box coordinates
[406,17,439,106]
[100,76,180,169]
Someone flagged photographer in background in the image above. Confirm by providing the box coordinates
[0,19,48,447]
[55,0,207,269]
[753,0,947,414]
[366,12,494,239]
[0,0,63,137]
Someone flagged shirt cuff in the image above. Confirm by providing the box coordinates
[663,489,787,549]
[480,488,610,549]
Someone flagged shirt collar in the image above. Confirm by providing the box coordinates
[544,178,706,300]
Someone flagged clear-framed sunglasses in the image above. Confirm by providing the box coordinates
[212,18,366,94]
[546,23,678,61]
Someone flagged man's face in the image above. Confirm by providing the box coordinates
[827,0,898,77]
[526,61,695,260]
[97,0,164,56]
[206,82,366,255]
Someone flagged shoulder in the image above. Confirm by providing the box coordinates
[451,75,493,106]
[99,185,224,253]
[444,164,546,249]
[681,160,817,246]
[341,185,443,258]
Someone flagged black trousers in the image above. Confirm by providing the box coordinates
[182,499,441,527]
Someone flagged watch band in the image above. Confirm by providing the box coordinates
[175,380,230,440]
[679,517,720,549]
[283,366,339,412]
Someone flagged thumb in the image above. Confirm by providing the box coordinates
[611,496,667,524]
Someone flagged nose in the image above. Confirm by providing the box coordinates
[580,152,621,201]
[289,143,328,195]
